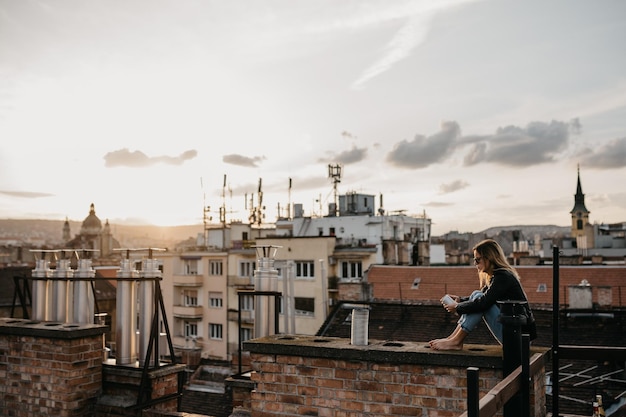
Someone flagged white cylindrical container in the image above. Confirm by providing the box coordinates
[351,308,369,346]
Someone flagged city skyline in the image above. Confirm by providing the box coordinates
[1,0,625,236]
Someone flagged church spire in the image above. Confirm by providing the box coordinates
[570,164,589,215]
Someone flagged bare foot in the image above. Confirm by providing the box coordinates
[429,338,463,350]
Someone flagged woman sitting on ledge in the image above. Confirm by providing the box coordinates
[429,238,534,351]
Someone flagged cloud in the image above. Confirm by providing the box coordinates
[0,190,54,198]
[439,180,469,194]
[352,14,429,90]
[462,120,571,167]
[104,148,197,168]
[222,154,266,168]
[319,146,368,165]
[350,0,482,89]
[423,201,455,208]
[386,121,460,168]
[577,137,626,169]
[385,119,582,170]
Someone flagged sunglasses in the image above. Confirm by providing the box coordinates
[473,257,482,263]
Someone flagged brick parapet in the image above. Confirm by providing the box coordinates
[244,335,547,417]
[0,318,107,417]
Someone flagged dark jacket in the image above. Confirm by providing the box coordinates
[456,268,529,315]
[455,268,536,339]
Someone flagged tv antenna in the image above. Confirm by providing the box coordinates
[328,164,342,216]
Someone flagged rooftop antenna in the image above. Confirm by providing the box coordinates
[248,178,264,230]
[220,174,227,225]
[328,164,342,216]
[287,177,292,219]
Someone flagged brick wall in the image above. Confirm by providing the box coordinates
[244,335,547,417]
[0,318,106,417]
[365,265,626,307]
[95,362,186,417]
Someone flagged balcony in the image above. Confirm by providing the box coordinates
[173,305,203,319]
[173,274,204,286]
[228,275,254,287]
[228,309,254,323]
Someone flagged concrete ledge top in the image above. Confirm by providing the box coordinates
[0,317,107,339]
[244,334,548,369]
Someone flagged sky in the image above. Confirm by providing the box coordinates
[1,0,625,236]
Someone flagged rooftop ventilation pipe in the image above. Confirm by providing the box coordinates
[138,249,164,367]
[116,250,139,365]
[254,245,280,338]
[73,252,96,324]
[30,250,55,321]
[50,250,74,323]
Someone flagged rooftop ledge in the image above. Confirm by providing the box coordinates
[0,317,107,339]
[244,334,549,369]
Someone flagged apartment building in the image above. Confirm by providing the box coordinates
[160,249,230,361]
[158,192,432,361]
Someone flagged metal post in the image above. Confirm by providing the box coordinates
[552,245,560,417]
[499,300,528,417]
[521,334,530,417]
[467,367,480,417]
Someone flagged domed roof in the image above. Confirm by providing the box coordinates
[80,203,102,235]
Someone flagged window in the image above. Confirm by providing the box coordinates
[209,291,223,308]
[183,259,198,275]
[209,323,223,340]
[341,261,362,279]
[209,260,223,276]
[241,327,252,342]
[185,321,198,337]
[295,297,315,316]
[239,261,256,278]
[240,294,254,311]
[184,290,198,307]
[537,283,547,292]
[295,261,315,278]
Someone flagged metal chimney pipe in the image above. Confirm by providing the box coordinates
[138,254,162,367]
[116,257,138,365]
[31,251,53,321]
[52,253,74,323]
[254,245,280,338]
[73,257,96,324]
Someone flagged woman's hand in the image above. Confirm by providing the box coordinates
[445,302,458,314]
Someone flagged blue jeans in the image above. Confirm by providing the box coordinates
[458,290,503,344]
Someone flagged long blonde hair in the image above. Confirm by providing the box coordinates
[473,238,519,287]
